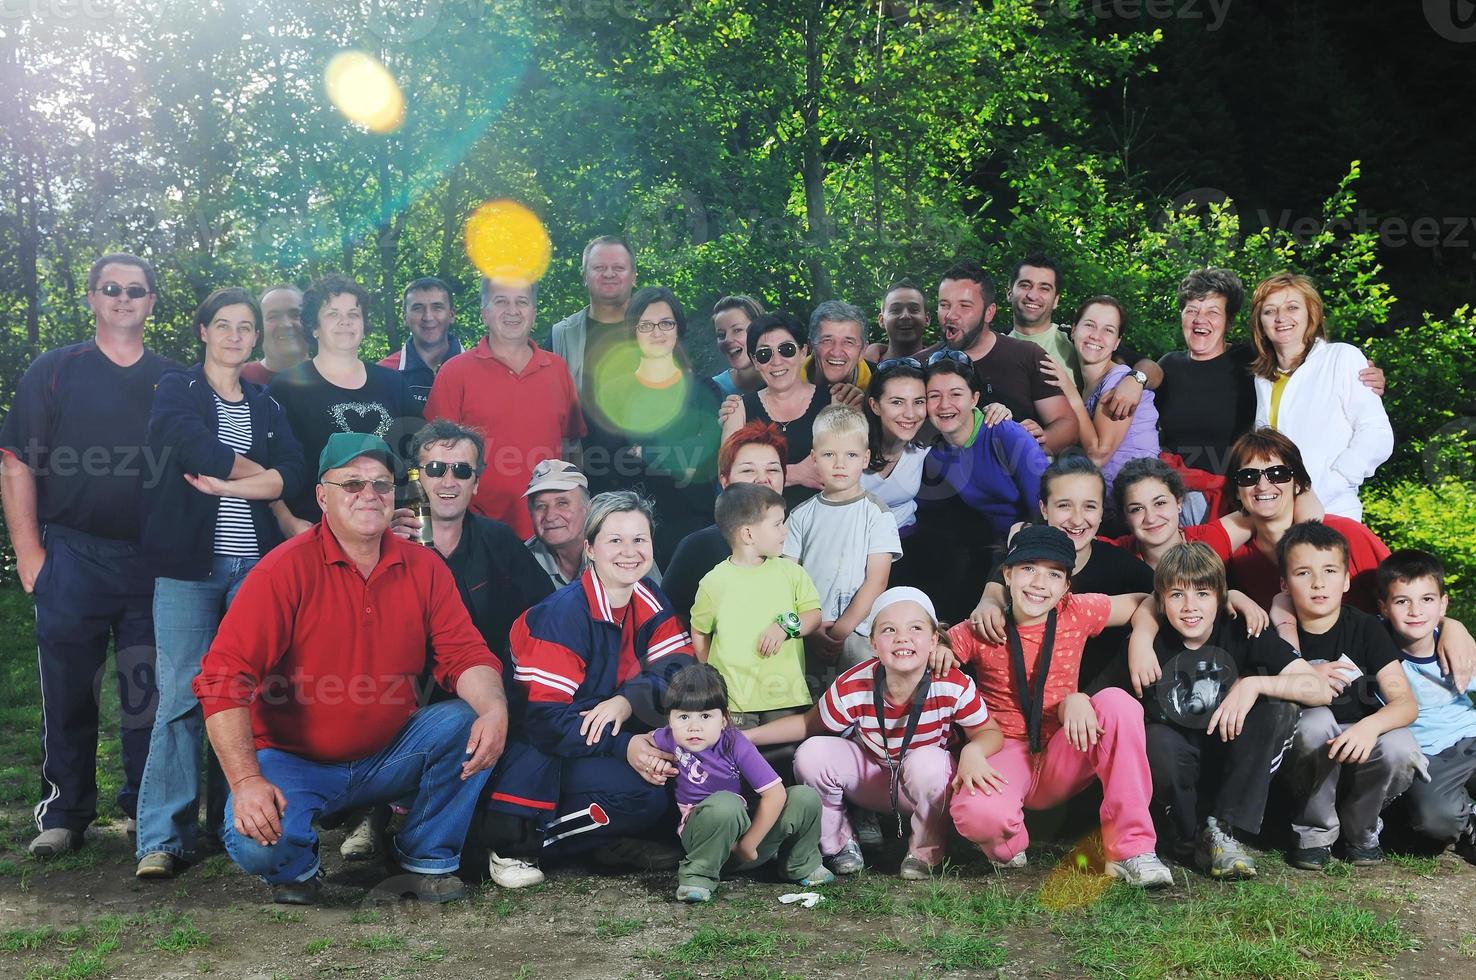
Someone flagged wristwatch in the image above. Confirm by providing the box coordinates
[1127,369,1148,386]
[776,612,803,639]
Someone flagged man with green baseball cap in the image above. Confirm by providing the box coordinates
[193,430,510,906]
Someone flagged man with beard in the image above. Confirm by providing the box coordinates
[241,285,306,385]
[923,260,1078,454]
[862,278,930,364]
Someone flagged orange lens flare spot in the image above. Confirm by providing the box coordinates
[464,200,552,287]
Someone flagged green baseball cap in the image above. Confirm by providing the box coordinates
[317,432,401,480]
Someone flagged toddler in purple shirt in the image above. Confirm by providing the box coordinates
[647,665,832,902]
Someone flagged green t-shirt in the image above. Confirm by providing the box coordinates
[1009,324,1081,389]
[690,557,821,712]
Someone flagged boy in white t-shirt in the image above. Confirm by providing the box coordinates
[784,404,901,675]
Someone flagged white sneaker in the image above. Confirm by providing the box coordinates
[851,808,884,847]
[988,849,1027,870]
[1106,851,1174,889]
[339,810,385,861]
[488,851,545,889]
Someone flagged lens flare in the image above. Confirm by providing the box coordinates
[464,200,552,286]
[325,51,405,134]
[588,341,689,437]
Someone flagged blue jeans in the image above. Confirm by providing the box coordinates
[224,700,489,884]
[135,557,255,860]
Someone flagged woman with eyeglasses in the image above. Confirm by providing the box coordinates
[269,274,420,527]
[593,286,722,567]
[134,288,308,879]
[1247,273,1392,521]
[906,352,1046,622]
[718,312,830,508]
[708,295,766,398]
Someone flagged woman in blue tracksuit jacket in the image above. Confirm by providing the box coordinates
[480,490,695,887]
[133,287,307,878]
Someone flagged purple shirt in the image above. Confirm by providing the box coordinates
[1084,363,1160,495]
[652,725,782,825]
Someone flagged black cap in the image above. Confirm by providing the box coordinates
[1000,524,1076,571]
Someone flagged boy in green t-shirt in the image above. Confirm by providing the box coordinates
[691,483,822,740]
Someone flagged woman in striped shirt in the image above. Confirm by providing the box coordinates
[135,288,306,880]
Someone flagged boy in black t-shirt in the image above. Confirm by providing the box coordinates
[1277,523,1422,870]
[1132,543,1331,878]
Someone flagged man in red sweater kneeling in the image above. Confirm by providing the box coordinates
[192,434,510,905]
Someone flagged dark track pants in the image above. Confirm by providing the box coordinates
[1146,698,1300,851]
[31,524,156,832]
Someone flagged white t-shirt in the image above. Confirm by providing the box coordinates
[859,444,927,532]
[784,492,902,621]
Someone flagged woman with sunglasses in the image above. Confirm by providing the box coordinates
[708,295,766,398]
[269,274,420,527]
[134,288,308,879]
[592,286,722,567]
[1247,273,1392,521]
[719,313,831,507]
[907,351,1046,622]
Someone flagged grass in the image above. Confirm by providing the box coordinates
[155,918,210,952]
[593,916,646,939]
[920,929,1010,971]
[353,934,407,953]
[305,938,334,955]
[650,925,807,966]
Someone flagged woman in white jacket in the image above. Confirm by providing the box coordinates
[1248,273,1392,520]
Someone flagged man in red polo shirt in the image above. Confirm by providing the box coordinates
[424,277,584,538]
[193,434,509,905]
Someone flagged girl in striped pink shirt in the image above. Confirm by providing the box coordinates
[747,587,1005,879]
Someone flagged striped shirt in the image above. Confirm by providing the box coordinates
[817,660,989,763]
[212,394,259,558]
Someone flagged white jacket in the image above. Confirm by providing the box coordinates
[1253,338,1392,521]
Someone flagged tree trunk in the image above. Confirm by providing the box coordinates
[800,0,834,300]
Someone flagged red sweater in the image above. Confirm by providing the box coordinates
[193,523,500,763]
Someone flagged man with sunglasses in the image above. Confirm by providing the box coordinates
[1,252,179,859]
[192,433,510,905]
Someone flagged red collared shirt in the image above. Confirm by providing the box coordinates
[423,336,585,538]
[193,523,500,764]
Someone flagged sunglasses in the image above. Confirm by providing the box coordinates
[322,478,395,496]
[927,348,971,367]
[423,460,476,480]
[1232,465,1295,488]
[752,341,799,364]
[876,356,923,373]
[95,283,151,300]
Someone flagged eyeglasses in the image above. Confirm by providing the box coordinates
[423,460,476,480]
[927,348,971,367]
[635,318,678,334]
[322,478,395,496]
[876,356,923,373]
[752,341,799,364]
[94,283,151,300]
[1232,465,1295,488]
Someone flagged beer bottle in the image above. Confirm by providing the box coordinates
[402,466,435,547]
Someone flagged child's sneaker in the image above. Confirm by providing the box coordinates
[1195,817,1256,879]
[987,848,1027,871]
[676,884,712,903]
[852,807,884,847]
[1105,852,1173,889]
[898,854,934,880]
[798,865,835,887]
[827,838,865,875]
[1343,843,1383,866]
[1287,845,1331,870]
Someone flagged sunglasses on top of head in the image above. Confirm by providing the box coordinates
[752,341,799,364]
[423,460,476,480]
[1232,464,1294,488]
[876,356,923,373]
[94,283,152,300]
[926,348,971,367]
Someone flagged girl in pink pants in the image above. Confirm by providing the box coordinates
[948,524,1173,888]
[749,587,1005,880]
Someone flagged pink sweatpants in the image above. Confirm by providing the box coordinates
[951,688,1157,863]
[793,737,955,866]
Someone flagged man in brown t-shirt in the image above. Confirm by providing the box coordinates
[922,260,1078,453]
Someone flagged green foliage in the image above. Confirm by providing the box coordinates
[1363,480,1476,620]
[1364,307,1476,479]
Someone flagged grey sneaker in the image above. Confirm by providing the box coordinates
[28,828,82,859]
[827,838,865,875]
[1105,851,1174,889]
[798,865,835,887]
[676,883,712,903]
[1195,817,1257,879]
[988,849,1028,871]
[852,808,884,847]
[899,854,934,881]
